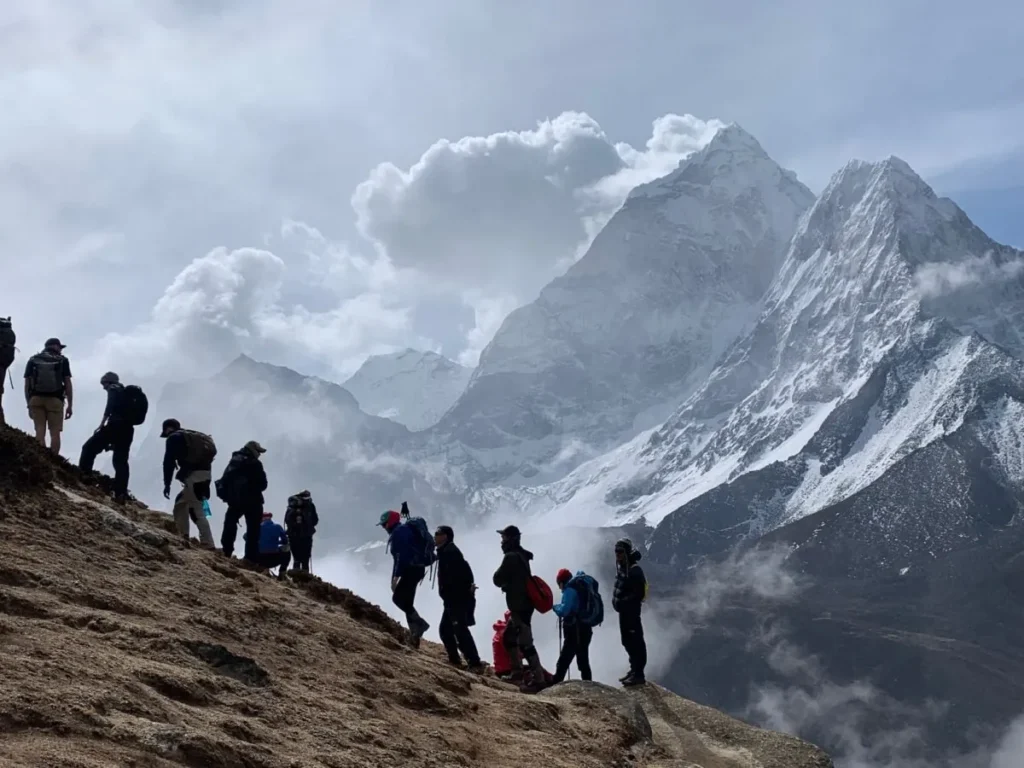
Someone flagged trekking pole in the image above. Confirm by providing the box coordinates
[558,618,570,681]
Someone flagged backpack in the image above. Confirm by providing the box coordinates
[182,429,217,466]
[526,574,554,614]
[215,456,248,506]
[572,574,604,627]
[120,384,149,426]
[30,352,64,396]
[285,493,318,536]
[405,517,437,567]
[0,318,14,368]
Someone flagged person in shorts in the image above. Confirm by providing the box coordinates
[24,337,73,454]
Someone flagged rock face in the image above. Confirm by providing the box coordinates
[429,124,815,488]
[0,426,833,768]
[343,348,473,431]
[486,156,1024,538]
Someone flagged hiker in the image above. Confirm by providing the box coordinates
[79,372,148,504]
[160,418,216,547]
[0,317,15,427]
[379,501,433,648]
[23,337,73,454]
[613,538,648,686]
[493,524,548,693]
[215,441,269,562]
[284,490,318,572]
[552,568,602,684]
[255,511,291,580]
[434,525,483,670]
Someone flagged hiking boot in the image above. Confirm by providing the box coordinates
[446,657,464,667]
[622,674,647,687]
[467,662,487,674]
[619,672,631,683]
[519,679,549,694]
[408,617,429,648]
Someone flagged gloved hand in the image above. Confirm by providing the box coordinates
[162,486,171,500]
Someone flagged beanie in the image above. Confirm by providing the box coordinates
[556,568,572,586]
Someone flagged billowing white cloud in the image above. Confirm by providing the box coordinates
[352,110,724,358]
[88,231,434,387]
[87,111,723,387]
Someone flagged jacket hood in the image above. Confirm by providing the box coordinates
[630,550,642,564]
[520,548,534,561]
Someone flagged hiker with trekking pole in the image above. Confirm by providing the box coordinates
[551,567,603,684]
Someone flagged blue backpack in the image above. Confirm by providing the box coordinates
[405,517,437,567]
[571,573,604,627]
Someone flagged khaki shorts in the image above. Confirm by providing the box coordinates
[28,395,64,433]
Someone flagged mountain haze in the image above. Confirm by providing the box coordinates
[343,349,473,431]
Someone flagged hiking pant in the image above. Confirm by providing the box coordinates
[618,610,647,679]
[255,550,291,579]
[503,608,544,678]
[392,565,426,629]
[554,622,593,683]
[173,470,215,547]
[289,534,313,571]
[222,504,263,561]
[79,422,134,498]
[440,600,481,666]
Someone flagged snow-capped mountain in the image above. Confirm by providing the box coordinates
[428,124,815,487]
[481,156,1024,541]
[343,349,473,431]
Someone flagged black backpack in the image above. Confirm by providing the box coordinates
[0,318,14,368]
[285,493,318,536]
[120,384,149,426]
[215,454,250,506]
[30,352,64,396]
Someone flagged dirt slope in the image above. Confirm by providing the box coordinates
[0,427,833,768]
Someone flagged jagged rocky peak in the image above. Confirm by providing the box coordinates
[344,348,472,431]
[628,122,814,212]
[439,121,817,486]
[786,154,1024,354]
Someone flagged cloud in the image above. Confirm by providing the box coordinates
[87,230,435,388]
[744,629,1024,768]
[914,251,1024,299]
[352,111,723,309]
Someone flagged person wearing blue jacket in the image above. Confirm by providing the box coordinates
[380,503,431,647]
[255,511,290,581]
[552,568,595,683]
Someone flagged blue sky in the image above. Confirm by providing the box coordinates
[1,0,1021,396]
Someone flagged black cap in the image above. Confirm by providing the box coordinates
[435,525,454,541]
[160,418,181,438]
[44,337,66,350]
[497,525,521,538]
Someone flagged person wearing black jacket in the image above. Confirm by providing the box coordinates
[612,537,648,686]
[217,441,269,562]
[284,490,318,572]
[434,525,483,670]
[79,371,134,503]
[493,525,547,692]
[161,418,216,547]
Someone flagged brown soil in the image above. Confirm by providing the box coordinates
[0,426,833,767]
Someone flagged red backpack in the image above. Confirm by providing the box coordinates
[526,575,554,613]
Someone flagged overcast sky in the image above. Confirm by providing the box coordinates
[2,0,1022,399]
